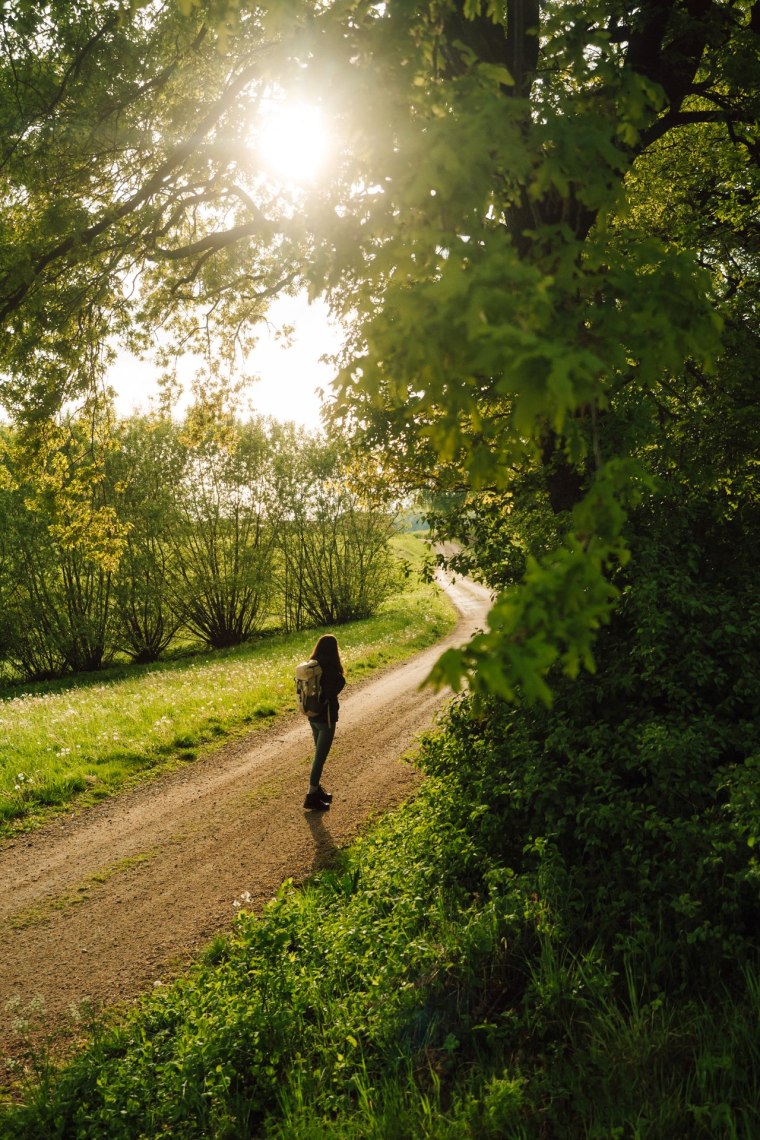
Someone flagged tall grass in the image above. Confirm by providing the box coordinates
[0,534,454,832]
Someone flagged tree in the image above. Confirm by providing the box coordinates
[274,435,398,630]
[167,403,280,649]
[109,414,185,663]
[0,396,123,678]
[304,0,759,700]
[0,2,303,421]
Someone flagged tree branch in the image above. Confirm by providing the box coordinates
[0,55,268,323]
[640,107,733,148]
[0,13,117,170]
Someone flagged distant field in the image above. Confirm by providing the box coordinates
[0,533,454,833]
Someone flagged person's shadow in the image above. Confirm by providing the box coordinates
[304,809,340,873]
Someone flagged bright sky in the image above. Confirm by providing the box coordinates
[109,98,350,430]
[108,99,343,429]
[108,293,343,431]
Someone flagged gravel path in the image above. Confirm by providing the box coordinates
[0,573,490,1075]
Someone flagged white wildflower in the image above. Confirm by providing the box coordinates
[233,890,253,910]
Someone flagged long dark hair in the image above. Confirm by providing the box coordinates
[311,634,343,674]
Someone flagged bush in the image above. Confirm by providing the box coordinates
[422,493,760,987]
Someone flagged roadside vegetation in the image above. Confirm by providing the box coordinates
[0,532,453,834]
[3,674,758,1136]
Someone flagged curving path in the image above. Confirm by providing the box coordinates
[0,573,491,1074]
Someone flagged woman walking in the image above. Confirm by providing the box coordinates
[303,634,345,810]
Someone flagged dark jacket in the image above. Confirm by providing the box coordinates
[315,661,346,726]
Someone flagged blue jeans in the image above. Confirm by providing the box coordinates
[309,718,336,787]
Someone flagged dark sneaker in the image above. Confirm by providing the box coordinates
[318,785,333,803]
[304,792,330,810]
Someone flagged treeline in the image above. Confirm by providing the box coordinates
[0,406,397,683]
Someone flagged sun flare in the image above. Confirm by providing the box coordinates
[257,103,329,185]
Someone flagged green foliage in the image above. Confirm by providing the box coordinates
[3,485,758,1128]
[109,416,184,663]
[424,504,760,981]
[0,404,122,678]
[2,0,756,700]
[1,1,759,1136]
[306,0,749,700]
[167,414,279,649]
[430,460,654,703]
[276,436,399,630]
[0,2,309,416]
[0,408,403,680]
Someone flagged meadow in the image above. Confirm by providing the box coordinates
[0,534,455,833]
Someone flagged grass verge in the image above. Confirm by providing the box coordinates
[0,533,454,835]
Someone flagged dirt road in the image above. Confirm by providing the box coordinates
[0,574,490,1071]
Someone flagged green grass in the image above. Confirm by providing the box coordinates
[0,534,455,834]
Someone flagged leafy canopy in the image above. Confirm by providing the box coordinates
[1,0,758,700]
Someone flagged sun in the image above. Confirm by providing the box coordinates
[257,102,329,186]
